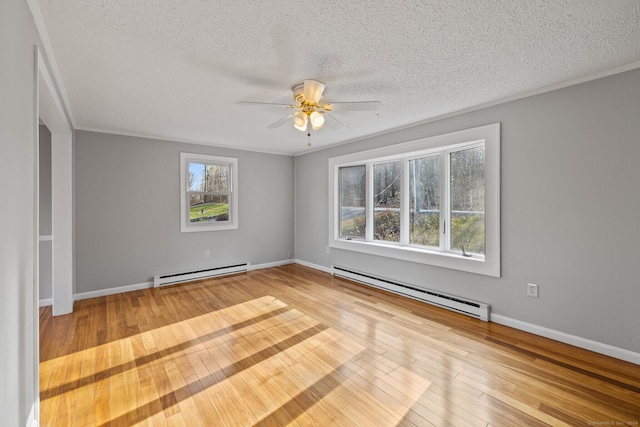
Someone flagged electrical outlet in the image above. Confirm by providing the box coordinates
[205,249,211,258]
[527,283,539,298]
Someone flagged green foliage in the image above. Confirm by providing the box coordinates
[374,210,400,242]
[340,212,485,256]
[190,203,229,222]
[451,215,485,254]
[410,213,440,246]
[340,214,366,238]
[340,210,403,242]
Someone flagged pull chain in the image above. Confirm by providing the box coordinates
[307,132,311,147]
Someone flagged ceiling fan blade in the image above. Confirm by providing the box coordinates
[325,112,345,128]
[236,101,293,108]
[304,79,325,104]
[325,101,383,112]
[266,114,295,129]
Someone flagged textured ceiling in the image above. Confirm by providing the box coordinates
[38,0,640,154]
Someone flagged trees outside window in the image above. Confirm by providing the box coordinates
[180,153,238,232]
[339,165,366,238]
[450,146,485,255]
[329,123,500,277]
[410,155,440,247]
[373,162,401,242]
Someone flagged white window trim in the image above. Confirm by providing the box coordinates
[180,152,238,232]
[328,123,500,277]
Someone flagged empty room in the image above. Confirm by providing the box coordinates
[2,0,640,426]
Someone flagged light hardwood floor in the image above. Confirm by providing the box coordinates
[40,264,640,426]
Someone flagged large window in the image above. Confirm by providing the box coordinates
[329,123,500,277]
[180,153,238,232]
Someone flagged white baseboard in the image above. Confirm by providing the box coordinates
[73,259,292,301]
[293,259,333,274]
[293,259,640,365]
[491,314,640,365]
[250,259,293,270]
[68,259,640,366]
[39,298,52,307]
[26,402,38,427]
[74,281,153,301]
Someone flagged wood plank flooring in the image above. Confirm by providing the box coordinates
[39,264,640,426]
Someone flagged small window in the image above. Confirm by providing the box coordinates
[180,153,238,232]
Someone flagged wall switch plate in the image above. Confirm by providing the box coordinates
[527,283,539,298]
[326,246,330,254]
[205,249,211,258]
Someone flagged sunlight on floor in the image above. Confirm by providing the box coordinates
[40,295,430,426]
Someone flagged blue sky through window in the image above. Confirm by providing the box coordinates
[189,162,205,191]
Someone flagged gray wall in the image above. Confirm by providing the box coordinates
[39,125,53,300]
[74,131,295,293]
[39,125,52,235]
[39,242,53,301]
[295,68,640,353]
[0,0,40,424]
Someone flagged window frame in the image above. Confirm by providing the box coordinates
[180,152,238,233]
[328,123,500,277]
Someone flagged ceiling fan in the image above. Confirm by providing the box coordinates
[238,79,382,134]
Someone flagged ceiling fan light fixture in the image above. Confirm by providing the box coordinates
[310,111,325,130]
[239,79,382,141]
[293,112,308,131]
[304,79,326,104]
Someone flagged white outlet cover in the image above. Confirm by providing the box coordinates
[527,283,539,298]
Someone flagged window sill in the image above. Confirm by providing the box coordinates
[181,223,238,233]
[329,238,499,277]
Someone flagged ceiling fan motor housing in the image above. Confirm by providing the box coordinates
[292,83,306,105]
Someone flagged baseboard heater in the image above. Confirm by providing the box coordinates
[332,265,490,321]
[154,262,250,288]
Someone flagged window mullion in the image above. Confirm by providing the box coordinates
[400,159,410,245]
[441,151,450,252]
[365,163,374,241]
